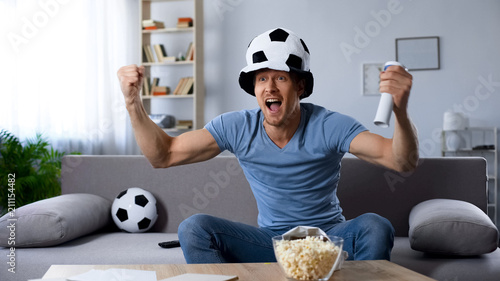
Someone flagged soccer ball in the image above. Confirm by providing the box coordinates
[111,187,158,233]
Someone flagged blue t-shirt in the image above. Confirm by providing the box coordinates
[205,103,367,230]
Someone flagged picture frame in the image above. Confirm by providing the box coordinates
[395,36,440,71]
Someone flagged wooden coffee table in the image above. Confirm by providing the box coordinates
[43,260,436,280]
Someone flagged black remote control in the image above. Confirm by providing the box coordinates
[158,240,181,248]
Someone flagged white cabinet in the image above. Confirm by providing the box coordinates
[441,127,498,224]
[139,0,204,131]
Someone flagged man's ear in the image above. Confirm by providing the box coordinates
[297,79,306,98]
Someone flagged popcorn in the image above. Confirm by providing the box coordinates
[274,236,341,280]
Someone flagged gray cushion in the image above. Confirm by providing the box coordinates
[0,193,111,247]
[409,199,498,256]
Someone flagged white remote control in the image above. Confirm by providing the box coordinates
[373,61,407,128]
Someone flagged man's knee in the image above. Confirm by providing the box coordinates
[178,213,213,239]
[353,213,394,260]
[357,213,395,238]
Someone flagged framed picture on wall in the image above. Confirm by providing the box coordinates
[396,36,440,71]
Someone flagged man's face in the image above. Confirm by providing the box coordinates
[254,69,304,128]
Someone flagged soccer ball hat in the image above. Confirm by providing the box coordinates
[239,28,314,99]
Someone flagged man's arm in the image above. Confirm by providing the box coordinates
[349,65,419,172]
[117,64,221,168]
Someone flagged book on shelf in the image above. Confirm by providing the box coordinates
[173,77,194,96]
[142,77,151,96]
[153,44,169,63]
[152,86,171,96]
[142,19,165,29]
[153,44,163,62]
[172,77,185,95]
[143,44,156,62]
[148,77,159,96]
[184,42,194,61]
[144,44,176,63]
[177,17,193,28]
[182,77,194,95]
[159,45,178,62]
[176,120,193,130]
[162,56,177,63]
[143,77,171,96]
[142,47,148,63]
[143,77,160,96]
[151,77,159,89]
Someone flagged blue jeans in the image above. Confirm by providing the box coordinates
[178,213,394,263]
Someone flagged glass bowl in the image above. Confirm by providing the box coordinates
[272,235,344,281]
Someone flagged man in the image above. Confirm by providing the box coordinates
[117,28,418,263]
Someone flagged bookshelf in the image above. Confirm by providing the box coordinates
[441,127,498,225]
[139,0,204,131]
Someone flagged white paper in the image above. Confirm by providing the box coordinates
[68,268,156,281]
[159,273,238,281]
[281,225,329,240]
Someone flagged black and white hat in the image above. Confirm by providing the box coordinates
[238,27,314,99]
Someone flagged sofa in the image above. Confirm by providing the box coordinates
[1,155,499,281]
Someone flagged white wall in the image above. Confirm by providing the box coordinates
[202,0,500,158]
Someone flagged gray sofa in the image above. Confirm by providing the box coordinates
[1,155,499,281]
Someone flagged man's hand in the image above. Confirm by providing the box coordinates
[116,64,220,169]
[379,65,413,116]
[117,64,145,106]
[350,65,418,172]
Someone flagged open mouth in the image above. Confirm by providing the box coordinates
[266,98,282,112]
